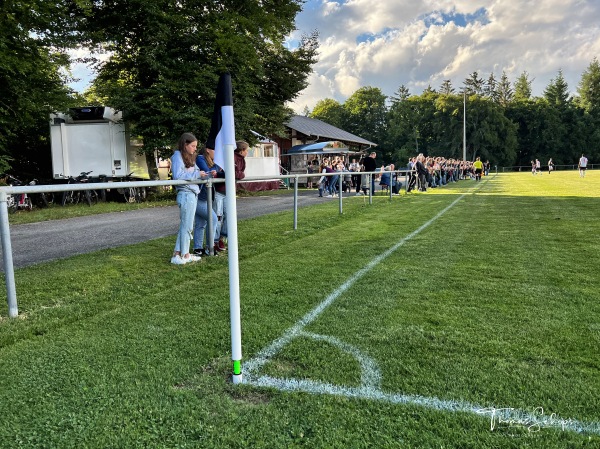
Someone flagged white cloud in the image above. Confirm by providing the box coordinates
[289,0,600,112]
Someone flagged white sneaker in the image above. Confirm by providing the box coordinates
[355,192,363,196]
[171,255,186,265]
[326,194,332,198]
[184,254,202,263]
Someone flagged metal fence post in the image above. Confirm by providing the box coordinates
[207,180,214,255]
[293,175,298,230]
[339,175,343,214]
[0,192,18,317]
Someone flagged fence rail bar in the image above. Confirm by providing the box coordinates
[0,169,413,318]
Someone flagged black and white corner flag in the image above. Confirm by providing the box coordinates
[207,73,235,169]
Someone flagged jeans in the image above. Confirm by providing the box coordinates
[174,190,197,255]
[318,182,326,197]
[194,197,218,250]
[329,175,339,195]
[213,191,227,238]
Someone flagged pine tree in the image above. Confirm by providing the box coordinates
[544,69,570,106]
[484,73,497,100]
[496,71,514,107]
[463,71,485,96]
[390,85,411,104]
[439,80,455,95]
[514,71,533,102]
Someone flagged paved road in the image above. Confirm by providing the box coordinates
[1,190,332,270]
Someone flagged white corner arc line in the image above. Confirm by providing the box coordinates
[298,331,381,389]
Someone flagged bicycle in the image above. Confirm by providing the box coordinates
[29,178,54,208]
[3,175,33,212]
[61,171,99,207]
[118,172,146,203]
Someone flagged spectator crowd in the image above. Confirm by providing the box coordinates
[306,152,489,197]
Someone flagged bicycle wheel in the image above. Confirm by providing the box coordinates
[84,189,98,206]
[7,196,17,213]
[61,190,72,206]
[62,190,81,206]
[124,187,138,203]
[84,190,92,206]
[37,192,49,208]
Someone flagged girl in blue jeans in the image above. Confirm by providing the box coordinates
[171,133,205,265]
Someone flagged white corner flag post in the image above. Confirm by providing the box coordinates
[209,73,242,384]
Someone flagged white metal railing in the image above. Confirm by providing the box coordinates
[0,169,421,318]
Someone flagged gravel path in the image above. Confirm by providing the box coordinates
[1,190,332,269]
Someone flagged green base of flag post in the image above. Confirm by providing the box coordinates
[232,360,242,384]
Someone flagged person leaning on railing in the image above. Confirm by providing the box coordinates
[379,164,401,195]
[171,133,204,265]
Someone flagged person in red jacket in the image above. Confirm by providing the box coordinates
[217,140,249,252]
[234,140,248,183]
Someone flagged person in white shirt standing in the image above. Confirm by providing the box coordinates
[578,154,588,177]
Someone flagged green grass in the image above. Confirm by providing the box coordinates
[1,171,599,448]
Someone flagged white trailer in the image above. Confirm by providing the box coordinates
[49,107,149,180]
[241,131,282,191]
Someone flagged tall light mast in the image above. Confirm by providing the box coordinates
[463,92,467,161]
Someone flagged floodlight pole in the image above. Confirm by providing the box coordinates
[463,92,467,162]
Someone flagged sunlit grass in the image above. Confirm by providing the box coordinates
[1,171,599,448]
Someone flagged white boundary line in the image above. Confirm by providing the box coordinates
[242,187,600,436]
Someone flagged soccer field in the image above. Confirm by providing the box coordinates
[1,171,599,448]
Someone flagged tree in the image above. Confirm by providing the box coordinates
[576,57,600,114]
[544,69,570,106]
[310,98,347,129]
[575,58,600,163]
[484,73,497,101]
[465,96,517,164]
[438,80,455,95]
[513,71,533,102]
[76,0,318,158]
[343,86,387,145]
[463,71,485,96]
[0,0,78,174]
[495,71,514,107]
[390,85,411,104]
[431,94,463,158]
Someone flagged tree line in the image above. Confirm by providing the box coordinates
[309,62,600,168]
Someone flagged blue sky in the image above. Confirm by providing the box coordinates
[288,0,600,112]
